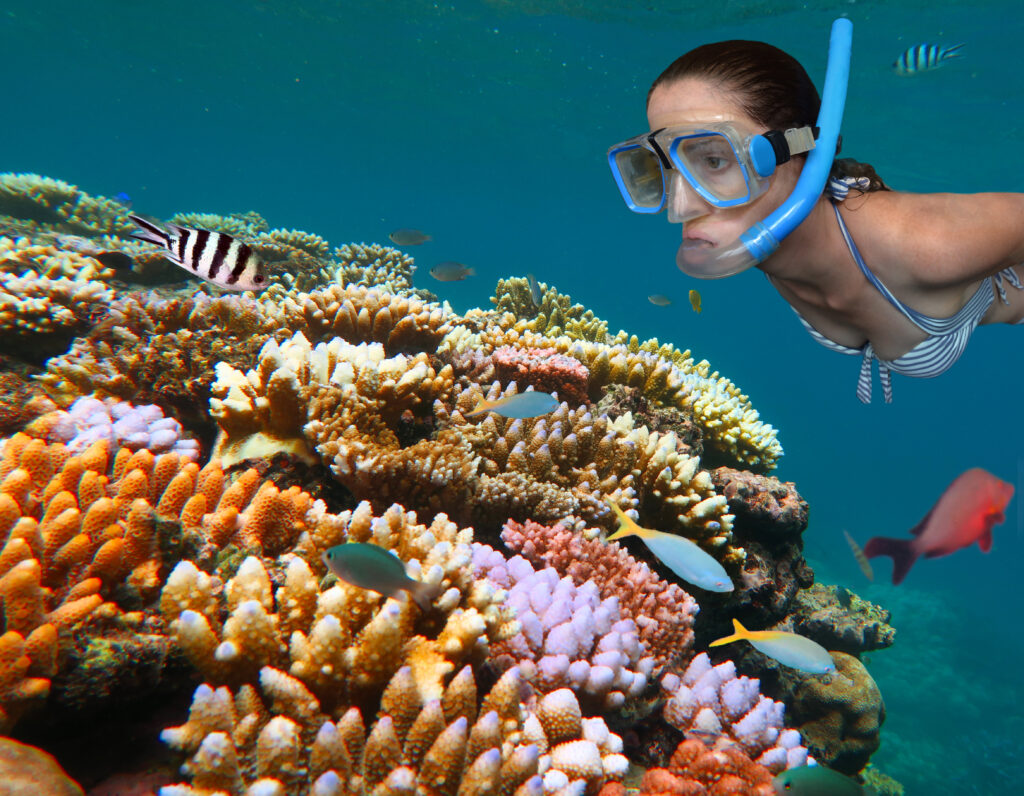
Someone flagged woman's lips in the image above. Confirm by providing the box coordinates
[681,235,714,249]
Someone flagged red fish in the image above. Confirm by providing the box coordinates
[864,468,1014,585]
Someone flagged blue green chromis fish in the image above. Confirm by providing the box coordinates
[773,764,878,795]
[711,618,836,674]
[604,499,733,593]
[465,391,559,419]
[321,542,442,611]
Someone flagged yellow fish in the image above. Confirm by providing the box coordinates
[605,499,732,592]
[710,618,836,674]
[465,391,559,419]
[843,530,874,582]
[689,289,702,313]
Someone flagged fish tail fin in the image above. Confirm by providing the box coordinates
[466,267,476,276]
[944,43,966,58]
[464,398,491,418]
[604,499,635,541]
[863,536,918,585]
[128,214,171,247]
[409,581,444,612]
[709,618,750,647]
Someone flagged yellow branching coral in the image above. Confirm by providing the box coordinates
[0,272,113,348]
[440,325,781,471]
[0,173,135,237]
[160,664,627,796]
[0,236,114,281]
[491,276,611,342]
[161,500,517,709]
[210,331,454,467]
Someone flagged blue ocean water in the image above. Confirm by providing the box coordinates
[4,0,1023,792]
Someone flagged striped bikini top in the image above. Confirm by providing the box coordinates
[786,200,1023,403]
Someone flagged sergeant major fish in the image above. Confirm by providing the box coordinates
[128,215,267,291]
[322,542,442,611]
[893,43,964,75]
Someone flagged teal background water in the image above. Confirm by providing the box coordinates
[4,1,1023,791]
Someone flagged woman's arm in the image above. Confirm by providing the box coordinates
[893,192,1024,289]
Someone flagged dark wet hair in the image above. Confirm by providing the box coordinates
[649,40,889,194]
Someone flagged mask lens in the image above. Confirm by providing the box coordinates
[613,145,665,209]
[671,132,751,203]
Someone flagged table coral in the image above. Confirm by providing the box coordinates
[661,652,811,773]
[474,544,655,712]
[162,500,517,710]
[38,292,280,412]
[0,173,135,237]
[160,661,627,795]
[500,519,698,671]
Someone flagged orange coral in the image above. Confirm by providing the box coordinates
[626,739,776,796]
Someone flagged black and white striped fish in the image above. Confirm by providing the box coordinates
[128,215,268,291]
[892,42,964,75]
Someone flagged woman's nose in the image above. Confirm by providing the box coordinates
[666,171,711,224]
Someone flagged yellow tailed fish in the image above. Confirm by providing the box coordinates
[689,289,702,313]
[604,499,733,592]
[710,618,836,674]
[322,542,442,611]
[465,391,559,419]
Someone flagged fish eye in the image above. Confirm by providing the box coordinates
[254,274,266,284]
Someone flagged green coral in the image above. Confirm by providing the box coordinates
[491,275,610,342]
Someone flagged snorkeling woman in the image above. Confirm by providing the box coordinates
[608,19,1024,403]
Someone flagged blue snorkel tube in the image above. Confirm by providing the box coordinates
[677,18,853,279]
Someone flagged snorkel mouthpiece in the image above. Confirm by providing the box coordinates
[677,17,853,279]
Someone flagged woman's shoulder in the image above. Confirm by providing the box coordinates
[847,190,1024,290]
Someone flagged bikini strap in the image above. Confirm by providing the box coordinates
[857,346,894,404]
[994,267,1024,304]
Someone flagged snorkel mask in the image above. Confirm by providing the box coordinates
[607,17,853,279]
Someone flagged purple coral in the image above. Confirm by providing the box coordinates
[661,652,811,773]
[46,396,200,460]
[473,543,654,709]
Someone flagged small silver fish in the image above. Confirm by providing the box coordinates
[389,228,431,246]
[527,273,543,307]
[648,294,672,306]
[430,261,475,282]
[129,215,267,291]
[893,43,964,75]
[322,542,442,611]
[465,391,559,419]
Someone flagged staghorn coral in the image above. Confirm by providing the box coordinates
[27,395,201,461]
[492,276,611,342]
[0,173,135,237]
[474,545,654,712]
[161,500,517,710]
[160,663,627,796]
[601,737,775,796]
[440,326,782,472]
[38,292,280,412]
[660,653,811,774]
[500,519,697,671]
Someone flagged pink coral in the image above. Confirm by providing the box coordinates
[661,653,811,774]
[491,346,590,405]
[501,519,698,670]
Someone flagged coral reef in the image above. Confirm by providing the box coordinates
[334,242,418,294]
[772,651,885,775]
[660,653,811,773]
[474,545,654,712]
[27,396,201,461]
[599,737,775,796]
[0,174,135,237]
[789,584,896,655]
[500,519,698,671]
[160,663,628,795]
[0,737,84,795]
[491,276,611,342]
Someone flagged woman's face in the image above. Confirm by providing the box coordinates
[647,77,803,253]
